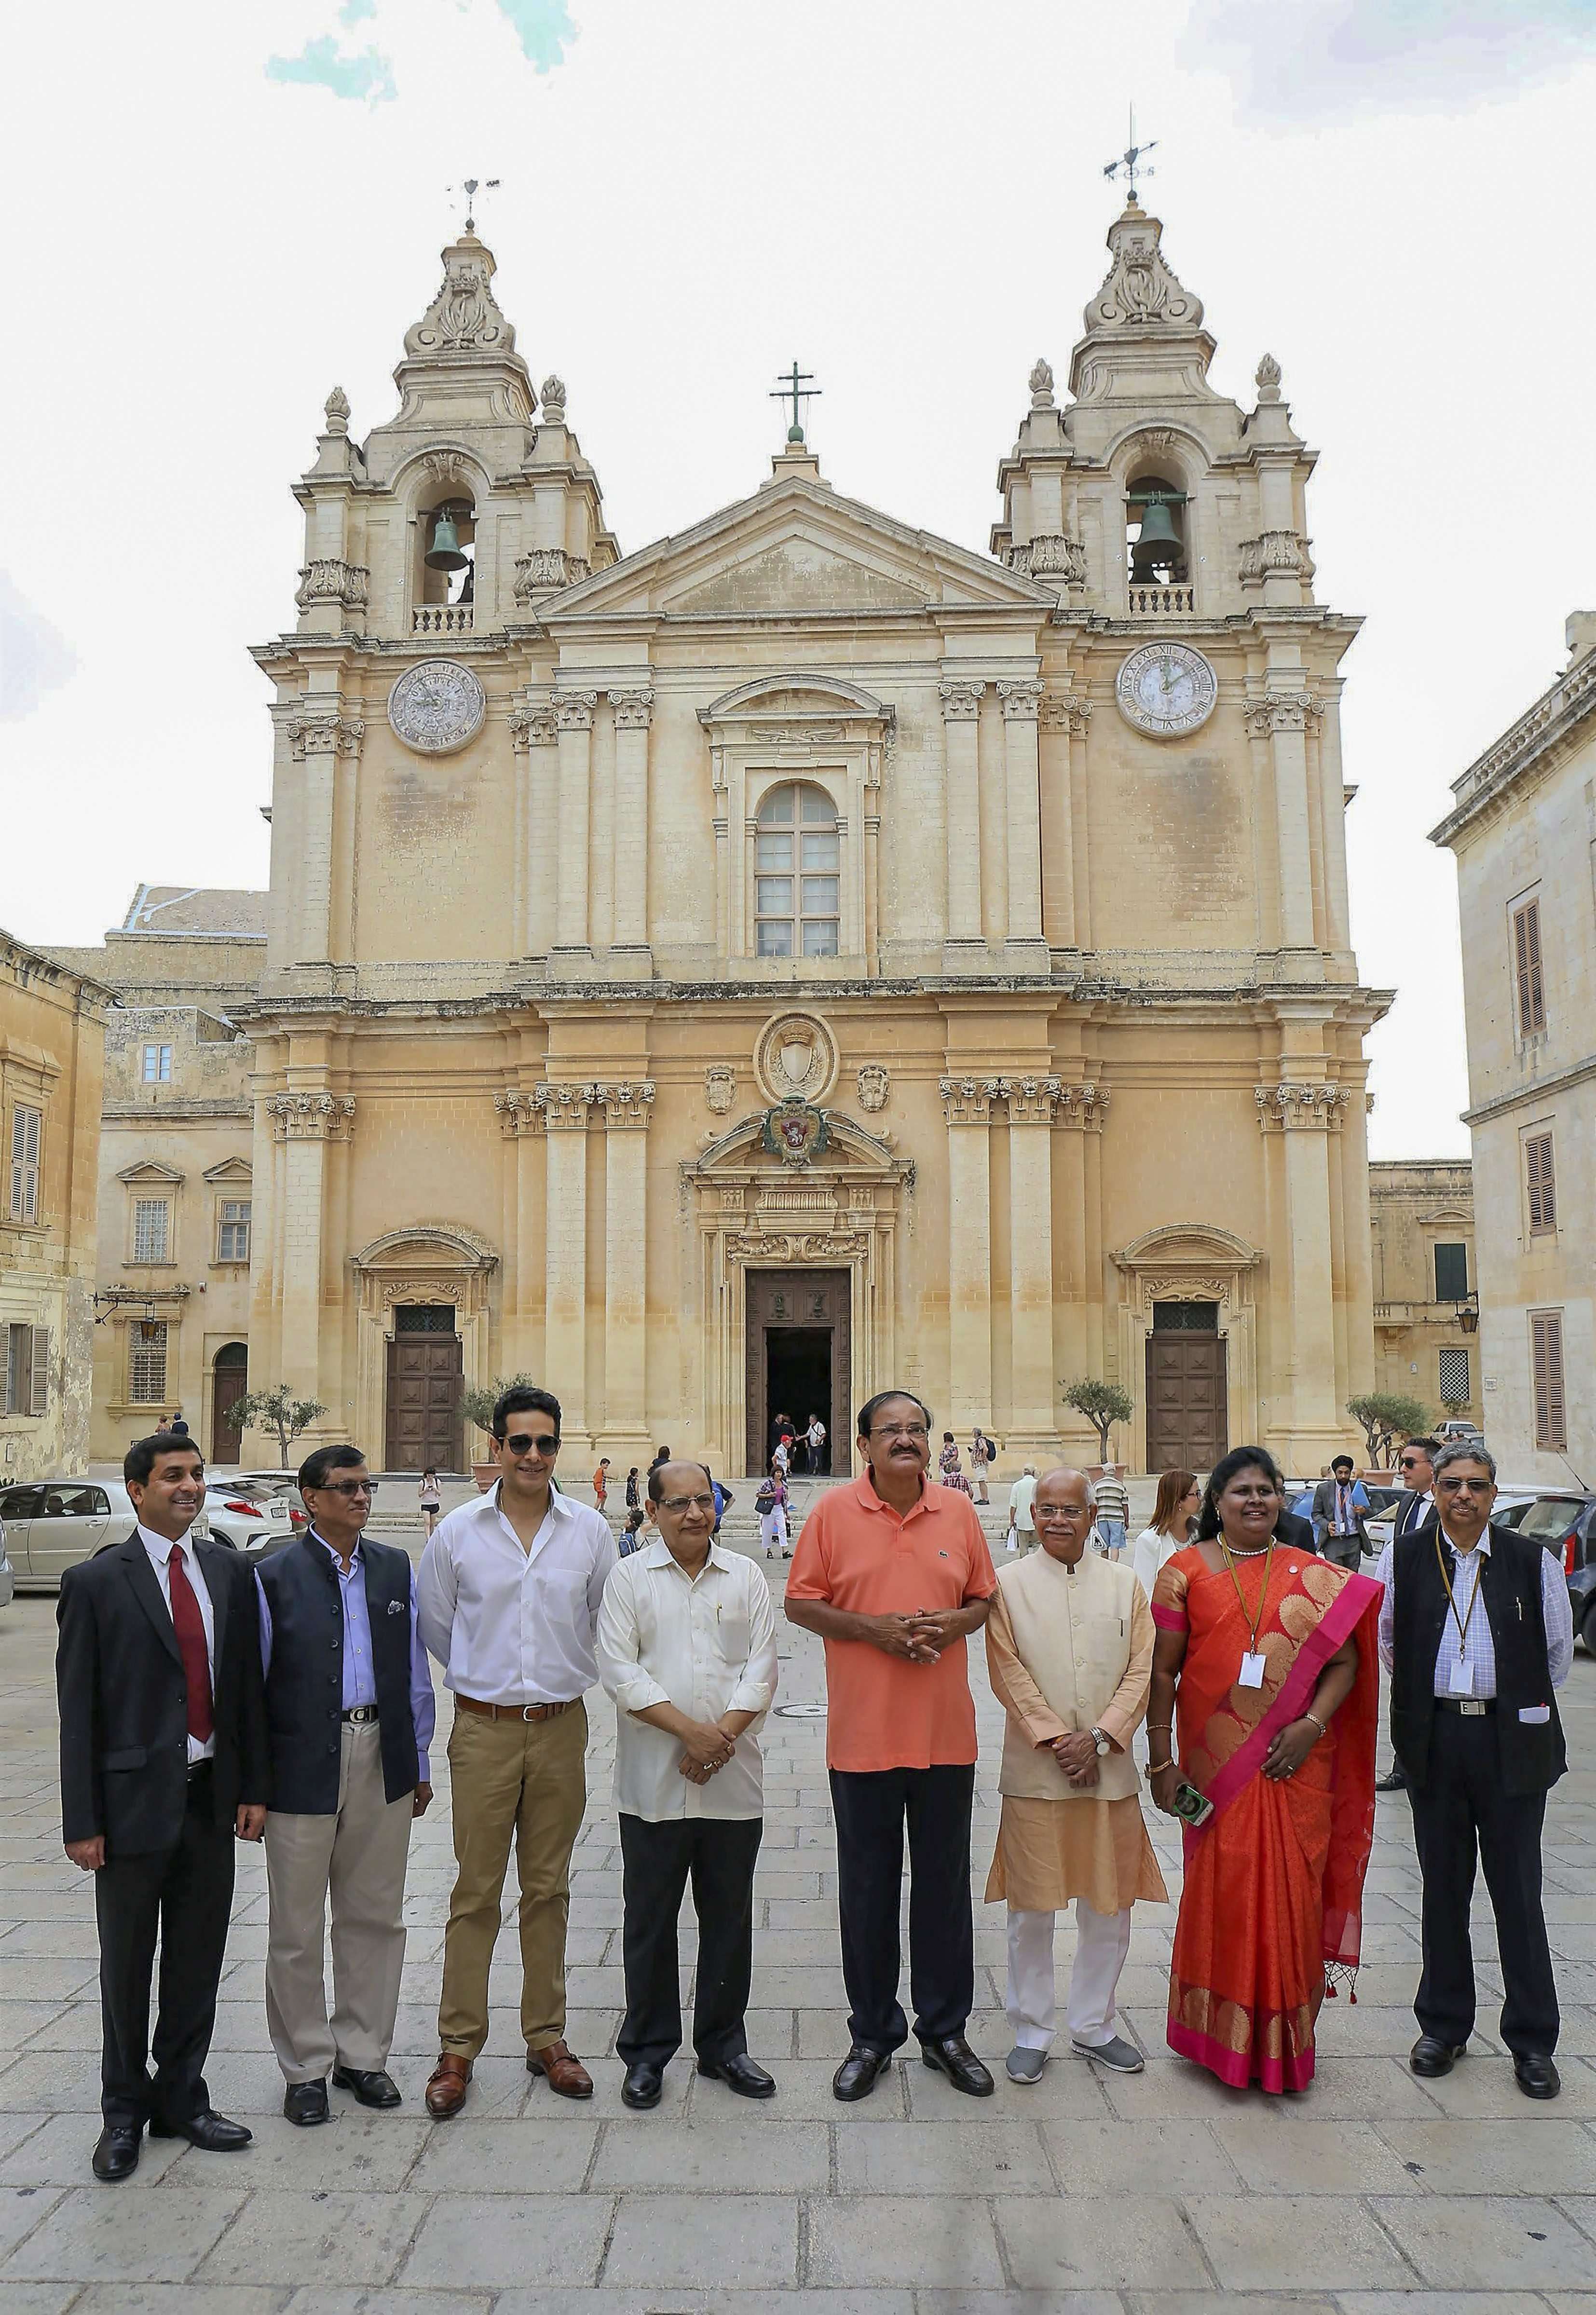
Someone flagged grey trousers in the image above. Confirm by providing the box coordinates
[264,1722,415,2083]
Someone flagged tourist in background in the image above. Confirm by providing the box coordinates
[1313,1455,1370,1569]
[1006,1464,1037,1552]
[939,1434,971,1495]
[592,1458,611,1513]
[619,1507,648,1557]
[970,1428,994,1504]
[1147,1445,1379,2092]
[806,1412,828,1474]
[756,1464,790,1558]
[419,1468,443,1538]
[1093,1468,1131,1559]
[1132,1471,1200,1603]
[625,1466,641,1514]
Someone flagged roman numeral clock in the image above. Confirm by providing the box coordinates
[1115,641,1218,738]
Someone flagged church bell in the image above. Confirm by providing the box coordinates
[1131,497,1183,575]
[424,508,468,572]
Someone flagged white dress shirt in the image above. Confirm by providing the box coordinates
[1374,1527,1574,1698]
[597,1538,778,1822]
[137,1521,217,1763]
[417,1483,616,1707]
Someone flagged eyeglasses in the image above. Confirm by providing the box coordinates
[1035,1504,1088,1522]
[504,1433,560,1457]
[1438,1476,1493,1496]
[1399,1457,1427,1469]
[870,1423,928,1440]
[316,1480,375,1498]
[659,1494,717,1514]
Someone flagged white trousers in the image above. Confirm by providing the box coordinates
[1006,1899,1133,2051]
[759,1507,789,1552]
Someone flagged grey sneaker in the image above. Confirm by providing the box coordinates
[1072,2033,1144,2073]
[1004,2045,1047,2084]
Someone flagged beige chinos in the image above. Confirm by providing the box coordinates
[437,1700,588,2058]
[264,1721,415,2083]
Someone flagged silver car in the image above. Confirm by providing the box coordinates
[0,1515,13,1610]
[0,1479,133,1590]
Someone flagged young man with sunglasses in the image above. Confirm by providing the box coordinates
[417,1384,616,2117]
[256,1443,435,2124]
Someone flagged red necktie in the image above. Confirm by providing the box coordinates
[168,1545,215,1743]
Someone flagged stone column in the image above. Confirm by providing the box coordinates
[1002,1076,1058,1452]
[1249,694,1319,954]
[1037,694,1077,950]
[509,706,558,959]
[285,713,364,966]
[940,1076,998,1429]
[1257,1080,1349,1462]
[553,693,598,957]
[997,683,1046,960]
[940,681,985,961]
[494,1091,545,1380]
[595,1080,654,1457]
[537,1081,593,1454]
[609,690,655,967]
[264,1093,355,1440]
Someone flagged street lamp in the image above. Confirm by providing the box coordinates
[1456,1294,1479,1336]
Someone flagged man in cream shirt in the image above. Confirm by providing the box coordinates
[598,1460,779,2110]
[985,1468,1166,2082]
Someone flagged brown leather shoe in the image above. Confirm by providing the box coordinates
[527,2040,593,2099]
[424,2054,472,2119]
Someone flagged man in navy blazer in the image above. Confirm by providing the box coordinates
[56,1431,268,2182]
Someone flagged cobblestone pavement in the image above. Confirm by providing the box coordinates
[3,1510,1596,2315]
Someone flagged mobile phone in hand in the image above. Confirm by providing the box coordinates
[1172,1780,1214,1828]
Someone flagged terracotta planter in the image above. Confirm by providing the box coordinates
[472,1462,498,1494]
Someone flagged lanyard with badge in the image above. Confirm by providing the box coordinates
[1435,1530,1485,1695]
[1219,1537,1275,1688]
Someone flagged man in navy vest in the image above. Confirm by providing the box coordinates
[1376,1442,1572,2099]
[256,1443,435,2124]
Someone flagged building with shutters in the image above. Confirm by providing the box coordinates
[0,928,108,1479]
[60,197,1401,1479]
[1432,611,1596,1482]
[1367,1161,1480,1434]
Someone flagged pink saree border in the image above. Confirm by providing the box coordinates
[1194,1569,1381,1826]
[1167,2017,1315,2094]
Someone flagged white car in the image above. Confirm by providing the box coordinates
[194,1478,299,1558]
[0,1474,296,1591]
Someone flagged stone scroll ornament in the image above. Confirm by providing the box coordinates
[761,1100,831,1169]
[387,660,487,756]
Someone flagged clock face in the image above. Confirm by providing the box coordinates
[387,659,486,756]
[1115,642,1218,738]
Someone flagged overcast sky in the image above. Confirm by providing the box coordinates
[4,0,1595,1160]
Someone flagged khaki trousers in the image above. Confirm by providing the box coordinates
[264,1722,414,2084]
[437,1699,587,2059]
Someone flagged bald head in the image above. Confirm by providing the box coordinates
[1033,1467,1095,1565]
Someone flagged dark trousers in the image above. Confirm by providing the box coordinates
[95,1770,236,2126]
[829,1764,975,2053]
[1408,1709,1559,2058]
[1322,1536,1363,1571]
[617,1813,762,2069]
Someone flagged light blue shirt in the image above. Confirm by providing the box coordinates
[257,1533,436,1780]
[1374,1527,1573,1700]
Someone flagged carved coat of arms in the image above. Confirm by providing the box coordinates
[761,1099,831,1169]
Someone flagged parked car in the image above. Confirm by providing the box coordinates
[194,1478,300,1558]
[0,1473,296,1592]
[0,1516,13,1611]
[1501,1491,1596,1654]
[1363,1484,1534,1558]
[1436,1419,1487,1448]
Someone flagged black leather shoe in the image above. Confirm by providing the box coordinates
[283,2081,328,2127]
[332,2065,401,2109]
[697,2052,776,2099]
[1409,2035,1468,2078]
[919,2034,996,2097]
[149,2108,253,2151]
[1376,1766,1407,1792]
[832,2045,890,2102]
[91,2124,141,2183]
[621,2061,663,2110]
[1514,2054,1561,2099]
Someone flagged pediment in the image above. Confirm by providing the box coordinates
[202,1157,253,1185]
[549,473,1053,623]
[1113,1223,1261,1272]
[117,1159,185,1186]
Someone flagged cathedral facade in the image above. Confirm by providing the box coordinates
[240,199,1385,1478]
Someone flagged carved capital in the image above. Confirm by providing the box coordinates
[534,1081,595,1129]
[1039,691,1091,737]
[1244,693,1321,738]
[609,687,655,731]
[554,691,598,733]
[996,681,1044,723]
[1239,530,1313,585]
[999,1074,1063,1126]
[265,1092,355,1142]
[514,548,590,602]
[294,558,370,612]
[1255,1081,1350,1132]
[592,1079,655,1129]
[286,714,365,761]
[508,706,558,751]
[939,1075,1002,1126]
[494,1090,541,1138]
[938,680,985,723]
[1055,1081,1111,1131]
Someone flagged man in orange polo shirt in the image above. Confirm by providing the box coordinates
[786,1389,998,2101]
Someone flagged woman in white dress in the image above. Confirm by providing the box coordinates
[1130,1469,1201,1603]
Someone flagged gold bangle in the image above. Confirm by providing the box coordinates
[1303,1712,1328,1741]
[1147,1758,1175,1774]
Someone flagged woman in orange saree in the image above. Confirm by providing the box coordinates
[1148,1446,1380,2093]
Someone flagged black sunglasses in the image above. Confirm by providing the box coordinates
[503,1431,560,1457]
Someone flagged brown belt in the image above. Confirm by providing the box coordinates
[452,1692,575,1724]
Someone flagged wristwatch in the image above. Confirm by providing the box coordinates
[1090,1726,1111,1757]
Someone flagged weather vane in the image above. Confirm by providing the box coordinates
[770,360,821,446]
[1103,106,1156,202]
[448,176,501,233]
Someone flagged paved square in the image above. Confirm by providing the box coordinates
[3,1512,1595,2313]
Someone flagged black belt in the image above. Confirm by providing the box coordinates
[342,1705,379,1725]
[186,1757,214,1784]
[1435,1696,1496,1716]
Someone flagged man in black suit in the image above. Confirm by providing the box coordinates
[1376,1437,1439,1792]
[1312,1455,1371,1570]
[56,1431,269,2182]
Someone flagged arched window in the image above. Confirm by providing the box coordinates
[755,783,839,957]
[1125,471,1188,584]
[417,498,477,609]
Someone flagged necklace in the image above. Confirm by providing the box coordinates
[1216,1538,1271,1557]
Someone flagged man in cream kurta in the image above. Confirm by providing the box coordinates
[985,1468,1166,2081]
